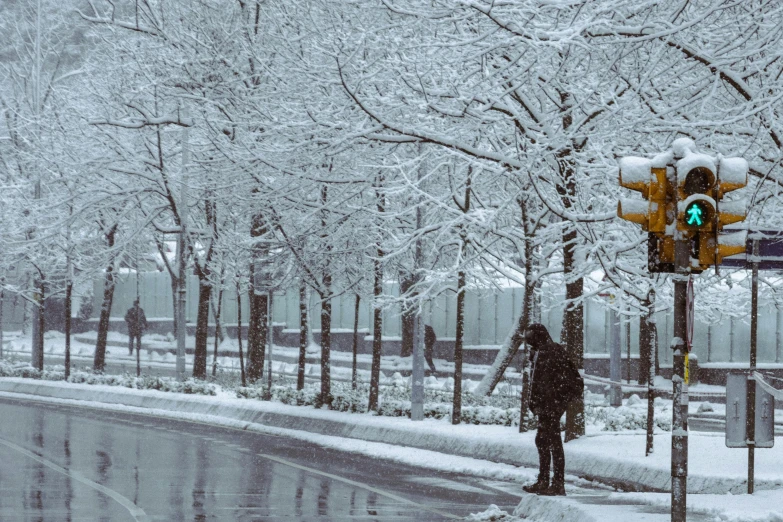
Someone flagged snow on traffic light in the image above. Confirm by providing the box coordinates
[618,141,750,272]
[617,156,675,271]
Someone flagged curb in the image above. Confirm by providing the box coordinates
[0,378,776,497]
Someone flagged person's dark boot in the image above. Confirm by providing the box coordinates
[538,482,566,496]
[522,479,549,494]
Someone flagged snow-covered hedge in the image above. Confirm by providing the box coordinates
[236,380,536,428]
[0,359,216,396]
[68,372,217,396]
[0,358,670,430]
[0,360,65,381]
[585,392,672,432]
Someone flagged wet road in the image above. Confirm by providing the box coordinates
[0,397,523,521]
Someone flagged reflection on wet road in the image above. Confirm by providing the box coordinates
[0,397,521,520]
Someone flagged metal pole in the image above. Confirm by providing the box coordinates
[671,239,690,522]
[609,296,622,406]
[176,106,189,382]
[776,304,782,364]
[730,317,735,363]
[748,238,759,494]
[411,315,424,420]
[626,300,632,384]
[645,288,656,457]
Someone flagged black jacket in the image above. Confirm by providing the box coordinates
[125,305,148,336]
[527,324,583,418]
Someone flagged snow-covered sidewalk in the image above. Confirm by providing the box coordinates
[0,377,781,521]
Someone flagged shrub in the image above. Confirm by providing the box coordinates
[65,371,216,396]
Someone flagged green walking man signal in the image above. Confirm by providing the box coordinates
[684,201,709,229]
[686,203,704,226]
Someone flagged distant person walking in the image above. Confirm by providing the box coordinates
[522,323,583,497]
[124,299,148,356]
[424,324,437,374]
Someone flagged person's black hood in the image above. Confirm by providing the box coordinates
[525,323,553,352]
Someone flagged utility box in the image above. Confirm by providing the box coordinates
[726,371,775,448]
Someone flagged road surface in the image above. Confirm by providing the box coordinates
[0,396,524,520]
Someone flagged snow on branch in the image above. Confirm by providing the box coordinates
[90,115,193,129]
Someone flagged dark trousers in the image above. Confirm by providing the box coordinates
[424,342,437,373]
[424,351,437,373]
[128,334,141,355]
[535,413,565,485]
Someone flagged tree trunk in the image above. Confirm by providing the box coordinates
[318,184,332,407]
[369,177,385,411]
[452,270,466,424]
[319,287,332,407]
[94,270,115,373]
[369,277,383,411]
[297,280,307,391]
[192,275,212,379]
[212,287,224,377]
[452,173,472,424]
[563,226,585,442]
[247,285,267,383]
[65,281,72,380]
[557,91,585,442]
[237,282,246,387]
[94,225,118,373]
[247,213,268,382]
[399,274,415,358]
[352,294,360,390]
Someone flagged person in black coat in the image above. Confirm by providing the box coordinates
[521,323,583,496]
[424,324,437,374]
[124,299,148,356]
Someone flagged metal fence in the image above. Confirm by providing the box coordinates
[69,272,783,365]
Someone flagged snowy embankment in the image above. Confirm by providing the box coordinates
[0,377,781,499]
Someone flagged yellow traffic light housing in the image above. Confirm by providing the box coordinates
[716,157,748,228]
[697,230,748,266]
[617,158,670,233]
[686,155,749,270]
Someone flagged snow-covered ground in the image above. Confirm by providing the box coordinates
[2,330,783,521]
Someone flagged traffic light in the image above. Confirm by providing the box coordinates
[617,157,675,271]
[617,157,670,234]
[619,150,749,272]
[676,156,717,234]
[697,156,749,267]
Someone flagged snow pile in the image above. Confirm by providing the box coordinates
[617,490,783,522]
[466,505,520,521]
[719,156,749,186]
[618,156,652,185]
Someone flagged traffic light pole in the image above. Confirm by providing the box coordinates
[748,238,759,494]
[671,239,690,522]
